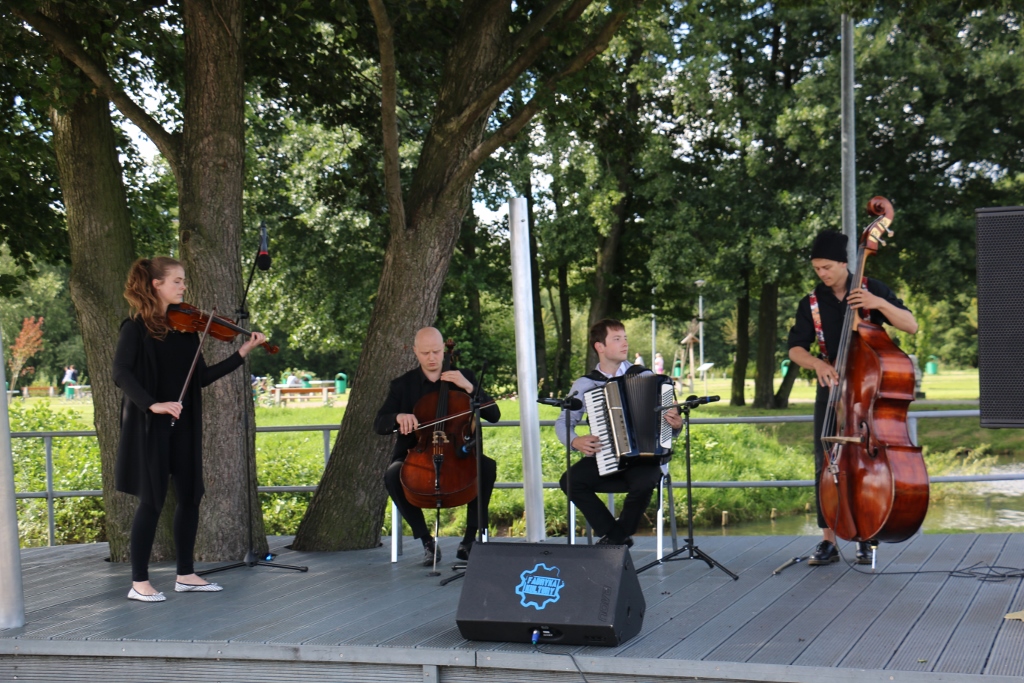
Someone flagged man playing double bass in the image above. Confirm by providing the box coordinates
[787,230,918,566]
[376,327,501,566]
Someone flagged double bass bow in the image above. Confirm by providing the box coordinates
[818,196,929,544]
[399,340,480,510]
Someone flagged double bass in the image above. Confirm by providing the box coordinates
[818,197,929,544]
[399,340,479,509]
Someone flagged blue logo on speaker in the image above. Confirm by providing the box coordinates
[516,563,564,610]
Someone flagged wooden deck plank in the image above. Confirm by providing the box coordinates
[790,533,949,668]
[658,537,864,661]
[837,534,980,670]
[579,536,781,660]
[981,538,1024,678]
[886,534,1009,673]
[614,537,810,660]
[935,534,1024,674]
[2,533,1021,681]
[743,534,925,666]
[707,538,919,664]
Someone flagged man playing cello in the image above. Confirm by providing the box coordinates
[787,229,918,565]
[376,327,501,565]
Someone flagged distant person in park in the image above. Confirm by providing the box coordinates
[113,257,267,602]
[556,319,682,546]
[375,327,501,566]
[285,373,302,387]
[633,352,644,366]
[653,352,665,375]
[61,365,75,399]
[787,230,918,566]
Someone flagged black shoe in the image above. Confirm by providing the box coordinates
[855,541,872,565]
[456,541,472,561]
[596,534,634,548]
[422,538,441,567]
[807,540,839,565]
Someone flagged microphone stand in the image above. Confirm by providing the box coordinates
[198,244,307,577]
[531,392,579,545]
[441,364,489,586]
[636,398,737,580]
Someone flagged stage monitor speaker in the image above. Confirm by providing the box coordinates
[455,542,645,647]
[976,206,1024,428]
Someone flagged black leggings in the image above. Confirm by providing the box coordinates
[130,416,202,582]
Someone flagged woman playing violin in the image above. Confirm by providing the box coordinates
[113,257,267,602]
[375,327,501,566]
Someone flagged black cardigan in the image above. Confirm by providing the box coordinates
[112,317,244,506]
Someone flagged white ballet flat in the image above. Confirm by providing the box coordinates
[174,581,223,593]
[127,587,166,602]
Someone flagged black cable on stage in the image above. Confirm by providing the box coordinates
[532,630,590,683]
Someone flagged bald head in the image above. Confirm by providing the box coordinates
[413,327,445,376]
[414,327,443,349]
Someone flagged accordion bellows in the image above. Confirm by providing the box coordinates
[584,374,675,476]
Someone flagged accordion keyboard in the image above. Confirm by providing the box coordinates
[583,388,625,476]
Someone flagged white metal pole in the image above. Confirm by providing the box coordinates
[0,326,25,627]
[651,288,656,370]
[698,293,704,371]
[841,14,858,268]
[509,197,546,542]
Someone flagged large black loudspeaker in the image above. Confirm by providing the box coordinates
[976,206,1024,428]
[455,542,645,647]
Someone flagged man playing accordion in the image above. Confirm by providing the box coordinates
[556,319,682,546]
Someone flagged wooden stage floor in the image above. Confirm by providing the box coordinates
[1,533,1022,682]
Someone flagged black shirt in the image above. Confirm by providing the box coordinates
[787,275,909,364]
[155,330,200,402]
[374,366,501,462]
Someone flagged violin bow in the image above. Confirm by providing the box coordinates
[171,306,217,428]
[392,399,498,434]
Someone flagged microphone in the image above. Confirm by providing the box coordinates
[256,221,271,271]
[538,396,583,411]
[655,395,721,411]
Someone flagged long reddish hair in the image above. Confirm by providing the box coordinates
[123,257,182,339]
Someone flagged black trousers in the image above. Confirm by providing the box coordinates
[813,384,829,529]
[559,457,662,539]
[384,455,497,540]
[129,414,202,582]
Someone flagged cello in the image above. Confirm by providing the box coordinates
[399,340,479,510]
[818,197,929,544]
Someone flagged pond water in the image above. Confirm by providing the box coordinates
[680,462,1024,538]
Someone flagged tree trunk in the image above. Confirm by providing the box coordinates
[293,0,512,551]
[178,0,267,560]
[730,274,750,406]
[49,89,142,561]
[752,280,779,409]
[773,358,799,408]
[527,189,548,394]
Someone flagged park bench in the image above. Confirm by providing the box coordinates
[22,386,56,398]
[272,386,335,407]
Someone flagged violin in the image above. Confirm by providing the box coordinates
[167,302,279,354]
[818,197,929,544]
[399,340,479,510]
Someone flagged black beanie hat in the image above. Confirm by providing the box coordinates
[811,230,848,262]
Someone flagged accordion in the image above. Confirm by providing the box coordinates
[583,374,676,476]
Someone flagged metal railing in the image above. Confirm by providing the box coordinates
[11,409,1023,546]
